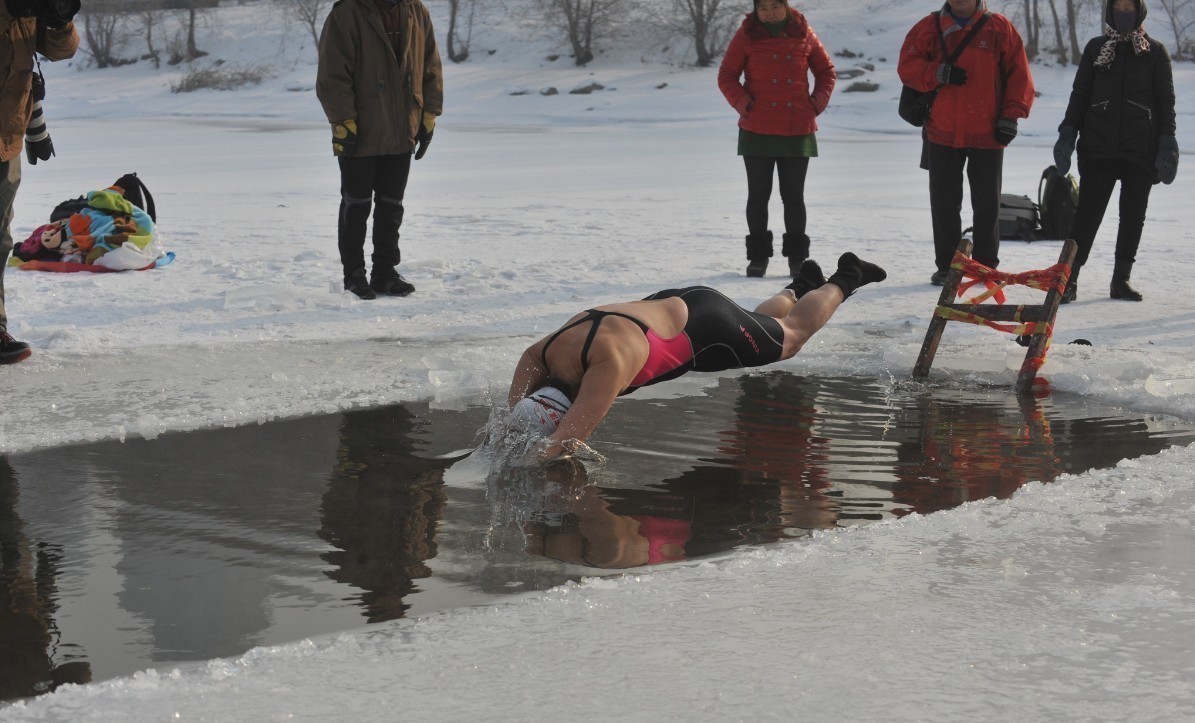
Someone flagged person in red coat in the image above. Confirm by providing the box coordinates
[718,0,836,279]
[898,0,1034,285]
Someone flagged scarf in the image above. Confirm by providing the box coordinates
[1094,25,1150,70]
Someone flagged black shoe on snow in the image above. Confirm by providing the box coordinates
[0,330,32,365]
[785,259,825,298]
[746,259,768,278]
[1060,281,1077,304]
[1109,278,1142,301]
[930,269,948,286]
[344,271,377,300]
[371,270,415,297]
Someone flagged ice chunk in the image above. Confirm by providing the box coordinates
[1145,374,1195,399]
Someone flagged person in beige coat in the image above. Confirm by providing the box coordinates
[0,0,80,364]
[316,0,444,299]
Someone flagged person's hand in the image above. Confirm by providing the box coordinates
[25,134,54,164]
[1156,135,1179,185]
[414,112,435,160]
[935,63,967,86]
[331,119,357,157]
[994,117,1018,146]
[1054,126,1077,175]
[734,94,753,116]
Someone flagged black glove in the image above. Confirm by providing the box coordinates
[331,119,357,157]
[935,63,967,86]
[1156,135,1179,185]
[1054,126,1077,175]
[414,112,435,160]
[994,117,1018,146]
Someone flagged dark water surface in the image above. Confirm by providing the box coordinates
[4,372,1194,700]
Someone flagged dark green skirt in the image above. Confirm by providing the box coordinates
[738,129,818,157]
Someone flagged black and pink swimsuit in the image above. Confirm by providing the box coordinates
[541,286,786,397]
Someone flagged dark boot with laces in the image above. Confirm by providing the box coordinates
[0,329,32,365]
[371,268,415,297]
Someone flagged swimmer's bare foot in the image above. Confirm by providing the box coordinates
[827,252,887,298]
[784,259,826,298]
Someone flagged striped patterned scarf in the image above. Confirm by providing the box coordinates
[1094,25,1150,70]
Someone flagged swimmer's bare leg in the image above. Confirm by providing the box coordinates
[777,253,886,358]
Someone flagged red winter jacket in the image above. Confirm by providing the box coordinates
[898,6,1034,149]
[718,9,836,137]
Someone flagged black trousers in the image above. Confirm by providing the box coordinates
[743,156,809,240]
[338,154,412,278]
[926,142,1003,271]
[1070,158,1153,272]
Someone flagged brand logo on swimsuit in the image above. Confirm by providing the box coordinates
[739,325,760,353]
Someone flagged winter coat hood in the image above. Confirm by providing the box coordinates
[1106,0,1146,28]
[939,1,988,20]
[742,7,809,41]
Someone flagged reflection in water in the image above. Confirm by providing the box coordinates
[503,460,690,569]
[487,373,1195,570]
[0,458,91,699]
[319,406,454,622]
[3,374,1194,700]
[891,389,1061,515]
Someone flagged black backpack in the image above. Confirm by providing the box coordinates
[50,173,156,223]
[1037,165,1079,240]
[998,193,1040,242]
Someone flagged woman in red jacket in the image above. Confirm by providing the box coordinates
[718,0,836,279]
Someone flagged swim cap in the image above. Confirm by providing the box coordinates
[509,386,572,437]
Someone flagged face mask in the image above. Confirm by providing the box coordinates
[1113,10,1137,34]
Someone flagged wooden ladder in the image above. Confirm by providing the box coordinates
[913,238,1078,393]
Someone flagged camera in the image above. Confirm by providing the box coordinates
[3,0,81,28]
[25,72,54,165]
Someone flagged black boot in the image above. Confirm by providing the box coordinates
[782,233,811,278]
[1060,268,1079,304]
[371,267,416,297]
[826,252,887,298]
[784,259,825,298]
[344,269,377,300]
[0,329,31,365]
[1061,282,1077,304]
[745,232,773,278]
[1110,265,1142,301]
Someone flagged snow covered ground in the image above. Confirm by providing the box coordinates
[2,0,1195,719]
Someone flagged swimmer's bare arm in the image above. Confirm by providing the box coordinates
[508,344,549,408]
[540,360,627,460]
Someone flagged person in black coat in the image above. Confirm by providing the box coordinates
[1054,0,1178,303]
